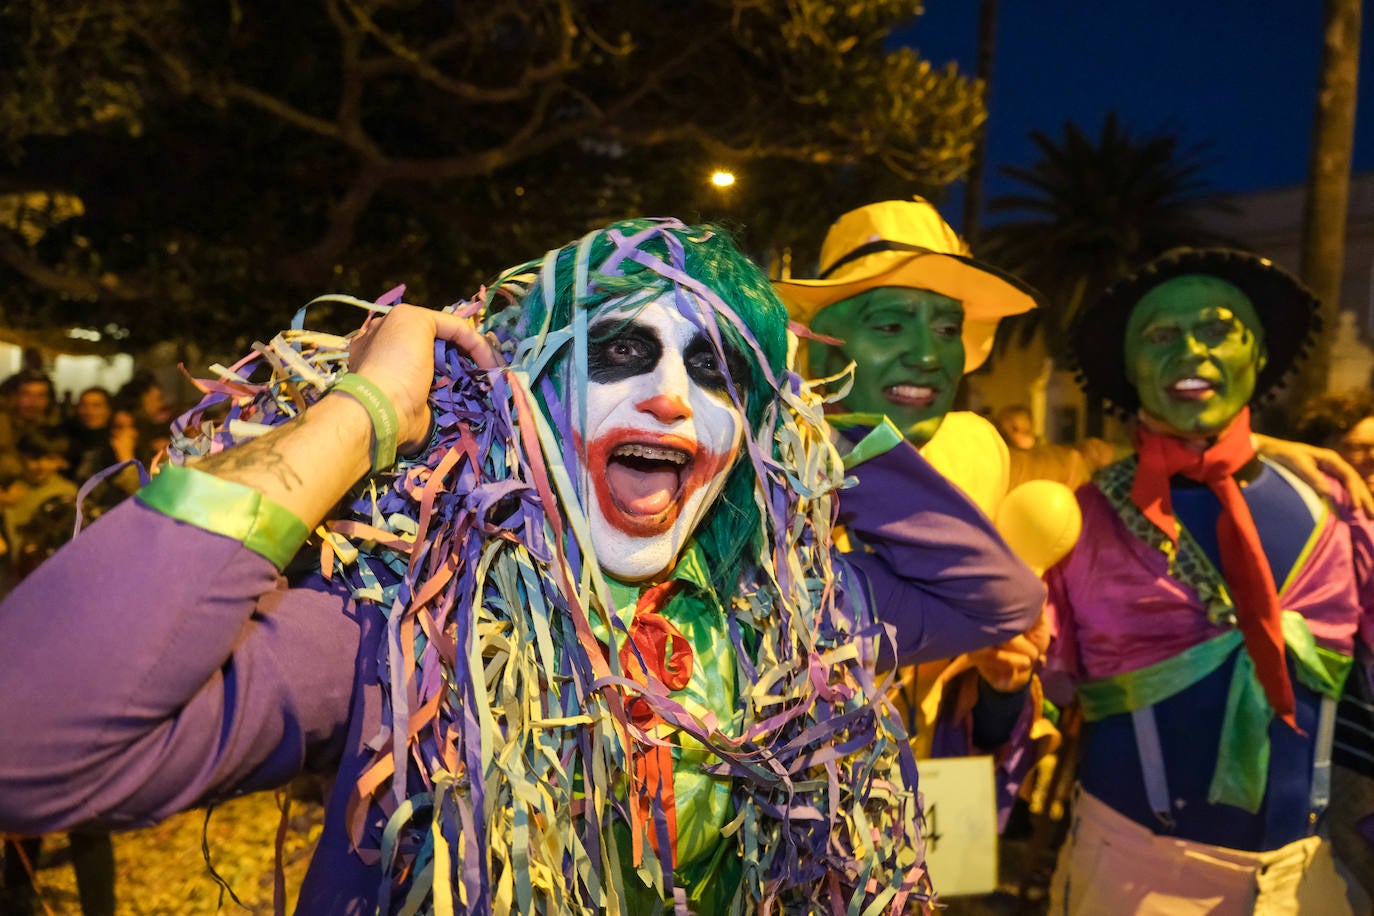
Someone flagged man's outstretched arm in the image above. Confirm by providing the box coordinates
[0,305,495,834]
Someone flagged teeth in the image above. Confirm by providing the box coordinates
[889,384,935,399]
[1171,378,1212,391]
[612,443,690,464]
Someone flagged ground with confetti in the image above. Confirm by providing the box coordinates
[3,789,324,916]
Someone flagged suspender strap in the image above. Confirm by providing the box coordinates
[1078,612,1352,813]
[1130,707,1176,830]
[1311,694,1338,813]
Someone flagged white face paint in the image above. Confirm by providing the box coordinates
[576,293,747,582]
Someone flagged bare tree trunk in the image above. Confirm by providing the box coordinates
[1297,0,1361,403]
[962,0,998,246]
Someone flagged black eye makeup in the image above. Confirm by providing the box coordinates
[587,316,750,402]
[588,318,662,383]
[684,335,749,396]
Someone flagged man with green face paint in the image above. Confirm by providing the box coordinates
[775,197,1048,520]
[1125,274,1268,437]
[1044,249,1374,914]
[775,201,1079,847]
[806,286,968,447]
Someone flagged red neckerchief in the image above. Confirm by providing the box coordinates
[1130,406,1297,730]
[617,578,693,865]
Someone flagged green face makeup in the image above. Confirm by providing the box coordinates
[808,287,964,447]
[1123,274,1267,437]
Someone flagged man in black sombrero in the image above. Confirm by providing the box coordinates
[1042,248,1374,913]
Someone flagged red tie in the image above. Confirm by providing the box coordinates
[1131,407,1297,730]
[617,579,692,864]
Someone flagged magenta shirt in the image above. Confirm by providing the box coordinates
[1045,468,1374,686]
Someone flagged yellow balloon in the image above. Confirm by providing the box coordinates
[994,480,1083,575]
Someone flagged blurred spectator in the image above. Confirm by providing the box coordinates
[1296,388,1374,903]
[113,372,172,464]
[61,387,114,480]
[993,403,1127,492]
[8,371,58,428]
[994,404,1038,451]
[74,408,146,520]
[0,370,60,484]
[1295,388,1374,492]
[1,428,77,591]
[114,370,171,426]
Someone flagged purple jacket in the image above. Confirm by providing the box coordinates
[0,442,1041,912]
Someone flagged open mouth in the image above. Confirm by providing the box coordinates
[885,383,939,409]
[605,442,691,517]
[1167,377,1217,401]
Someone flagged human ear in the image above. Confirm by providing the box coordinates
[805,339,851,379]
[1122,337,1142,389]
[806,303,852,378]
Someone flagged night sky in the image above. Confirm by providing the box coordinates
[899,1,1374,227]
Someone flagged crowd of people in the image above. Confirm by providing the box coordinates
[0,201,1371,916]
[0,368,174,915]
[0,368,174,597]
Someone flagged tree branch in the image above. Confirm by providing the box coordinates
[0,235,146,302]
[342,0,580,104]
[276,167,384,285]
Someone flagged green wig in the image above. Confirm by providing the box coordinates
[486,218,790,596]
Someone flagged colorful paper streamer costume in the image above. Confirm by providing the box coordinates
[167,219,930,913]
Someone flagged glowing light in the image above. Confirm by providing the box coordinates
[710,170,736,189]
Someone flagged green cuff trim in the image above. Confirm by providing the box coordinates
[137,464,310,570]
[826,413,906,469]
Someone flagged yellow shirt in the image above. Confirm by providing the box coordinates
[920,411,1009,519]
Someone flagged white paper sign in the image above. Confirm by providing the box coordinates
[918,755,998,896]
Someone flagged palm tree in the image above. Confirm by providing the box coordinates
[1296,0,1361,404]
[961,0,999,247]
[981,113,1232,360]
[978,113,1233,434]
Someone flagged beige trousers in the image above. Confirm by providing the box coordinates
[1047,789,1371,915]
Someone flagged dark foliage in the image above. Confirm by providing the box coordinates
[0,0,983,350]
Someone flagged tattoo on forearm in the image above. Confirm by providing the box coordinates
[197,411,310,491]
[205,446,304,490]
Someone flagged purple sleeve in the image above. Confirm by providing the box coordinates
[836,440,1045,668]
[0,498,362,834]
[1345,504,1374,658]
[1309,471,1374,657]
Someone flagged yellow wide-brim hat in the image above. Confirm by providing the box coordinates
[774,198,1040,372]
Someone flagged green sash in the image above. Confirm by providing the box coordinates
[1077,610,1351,813]
[1079,456,1351,811]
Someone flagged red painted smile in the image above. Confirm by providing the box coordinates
[587,428,735,537]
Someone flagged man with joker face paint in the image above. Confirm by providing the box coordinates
[0,218,1043,914]
[578,294,748,581]
[1043,249,1374,914]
